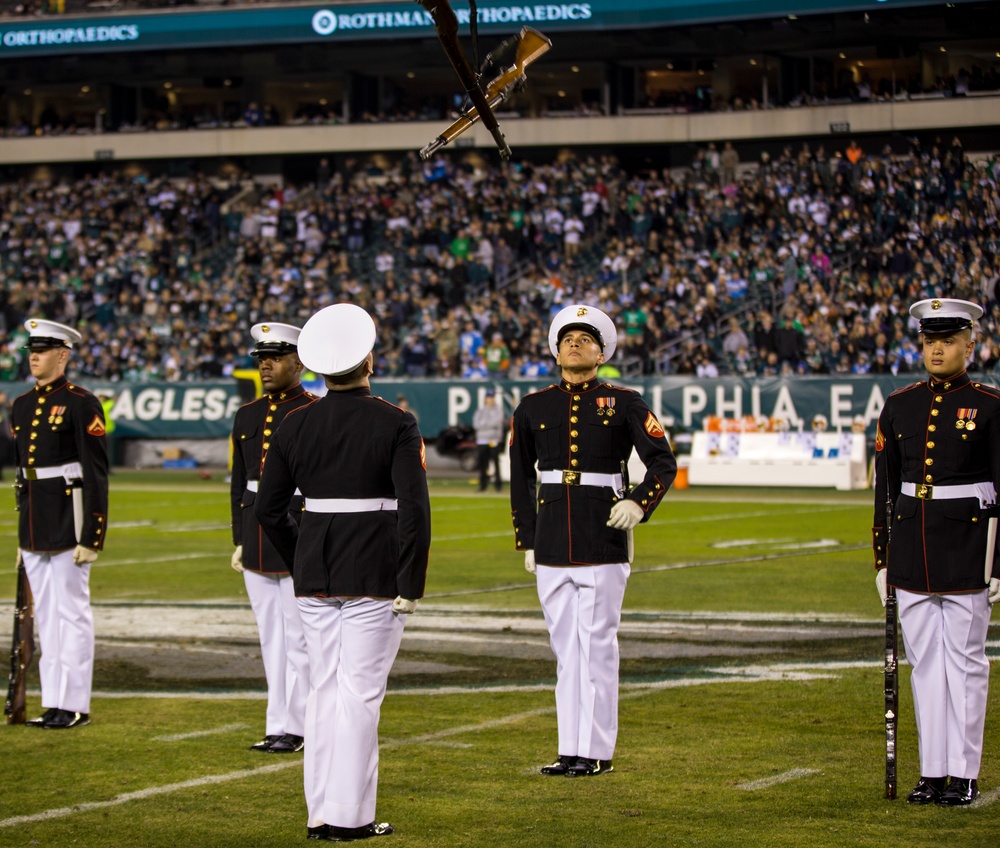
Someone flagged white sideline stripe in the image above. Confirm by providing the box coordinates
[737,768,820,791]
[433,531,513,542]
[679,505,860,524]
[712,538,794,548]
[161,524,230,533]
[972,786,1000,808]
[426,544,868,600]
[0,762,297,828]
[95,553,219,567]
[154,723,250,742]
[2,665,846,829]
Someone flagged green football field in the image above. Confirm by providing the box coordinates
[0,470,996,847]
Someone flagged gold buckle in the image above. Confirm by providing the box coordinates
[915,484,933,500]
[561,470,581,486]
[23,469,37,481]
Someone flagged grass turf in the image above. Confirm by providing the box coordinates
[0,470,996,847]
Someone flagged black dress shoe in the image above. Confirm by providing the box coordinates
[249,734,282,751]
[566,757,613,777]
[26,708,59,728]
[906,776,947,804]
[43,709,90,729]
[325,822,394,841]
[937,778,979,806]
[268,734,304,753]
[540,755,576,776]
[307,825,329,840]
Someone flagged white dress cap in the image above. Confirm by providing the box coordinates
[909,298,983,335]
[250,322,301,356]
[298,303,377,376]
[548,303,618,360]
[23,318,82,349]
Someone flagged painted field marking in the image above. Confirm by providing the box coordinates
[432,530,513,542]
[2,663,842,828]
[155,723,250,742]
[111,485,229,494]
[160,524,230,533]
[710,538,841,550]
[425,543,869,600]
[0,761,297,828]
[94,552,219,567]
[736,768,821,791]
[972,786,999,808]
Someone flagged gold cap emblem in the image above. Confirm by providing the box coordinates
[576,307,588,317]
[261,325,271,333]
[29,320,37,328]
[931,300,942,310]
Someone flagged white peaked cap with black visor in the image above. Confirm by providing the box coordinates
[298,303,377,376]
[250,322,301,357]
[23,318,83,350]
[548,304,618,360]
[909,298,983,335]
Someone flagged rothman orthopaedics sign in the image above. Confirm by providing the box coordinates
[0,0,966,57]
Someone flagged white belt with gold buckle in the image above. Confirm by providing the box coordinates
[539,470,623,489]
[20,462,83,482]
[901,481,996,506]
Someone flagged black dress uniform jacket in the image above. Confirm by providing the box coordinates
[255,387,431,600]
[872,371,1000,593]
[230,383,316,574]
[509,379,677,565]
[12,375,109,552]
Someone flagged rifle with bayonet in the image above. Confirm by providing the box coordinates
[416,0,551,160]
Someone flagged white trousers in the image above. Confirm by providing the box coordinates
[298,596,404,829]
[898,588,992,779]
[243,570,310,737]
[536,562,630,761]
[21,548,94,714]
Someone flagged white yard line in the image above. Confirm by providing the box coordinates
[432,531,514,542]
[93,553,220,567]
[972,786,1000,808]
[154,723,250,742]
[2,661,851,829]
[0,762,297,828]
[736,768,821,791]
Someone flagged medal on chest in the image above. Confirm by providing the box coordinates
[955,408,977,431]
[595,397,616,417]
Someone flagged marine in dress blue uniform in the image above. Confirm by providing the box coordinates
[13,319,108,730]
[255,304,431,842]
[873,298,1000,806]
[230,321,315,753]
[509,304,676,777]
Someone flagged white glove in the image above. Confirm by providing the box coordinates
[875,568,888,608]
[524,550,536,574]
[392,596,417,615]
[607,499,643,530]
[988,578,1000,606]
[15,548,22,570]
[231,545,244,573]
[73,545,99,565]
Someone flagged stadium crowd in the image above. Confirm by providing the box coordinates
[1,134,999,384]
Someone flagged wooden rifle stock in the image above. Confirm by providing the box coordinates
[5,563,35,725]
[416,0,551,159]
